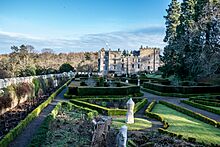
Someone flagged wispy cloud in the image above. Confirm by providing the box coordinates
[0,26,166,54]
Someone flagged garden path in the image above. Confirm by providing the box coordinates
[9,87,68,147]
[142,90,220,122]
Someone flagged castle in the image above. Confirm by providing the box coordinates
[98,46,160,75]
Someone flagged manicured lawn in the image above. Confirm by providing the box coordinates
[112,117,152,131]
[152,104,220,145]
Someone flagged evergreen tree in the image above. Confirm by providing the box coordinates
[164,0,181,43]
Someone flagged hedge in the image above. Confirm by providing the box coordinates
[143,82,220,94]
[145,101,169,129]
[159,101,220,128]
[146,101,216,146]
[68,82,140,96]
[70,99,127,116]
[29,101,98,147]
[181,100,220,115]
[134,98,148,113]
[141,87,198,98]
[190,99,220,106]
[70,98,147,116]
[0,78,72,147]
[64,92,144,99]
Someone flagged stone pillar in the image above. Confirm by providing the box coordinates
[137,79,140,86]
[126,98,135,124]
[116,125,127,147]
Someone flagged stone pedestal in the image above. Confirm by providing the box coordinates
[116,125,127,147]
[125,98,135,124]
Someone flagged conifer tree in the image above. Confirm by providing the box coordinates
[164,0,181,44]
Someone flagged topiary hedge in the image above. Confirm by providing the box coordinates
[181,100,220,115]
[143,82,220,94]
[67,82,140,96]
[0,79,72,147]
[191,100,220,107]
[159,101,220,128]
[134,98,148,113]
[69,98,147,116]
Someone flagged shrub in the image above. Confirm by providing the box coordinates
[181,100,220,115]
[59,63,74,73]
[15,83,32,99]
[33,79,40,97]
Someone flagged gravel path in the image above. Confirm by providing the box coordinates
[142,90,220,122]
[9,87,68,147]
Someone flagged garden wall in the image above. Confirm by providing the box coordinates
[0,73,72,115]
[143,82,220,94]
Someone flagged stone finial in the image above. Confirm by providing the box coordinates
[116,125,127,147]
[126,98,135,124]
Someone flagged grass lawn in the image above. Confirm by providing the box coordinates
[112,117,152,131]
[152,104,220,145]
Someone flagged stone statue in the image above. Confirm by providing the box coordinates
[126,98,135,124]
[116,125,127,147]
[125,79,129,83]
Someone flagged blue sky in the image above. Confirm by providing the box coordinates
[0,0,174,54]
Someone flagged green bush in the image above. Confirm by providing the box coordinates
[59,63,74,73]
[143,82,220,94]
[33,78,40,97]
[134,98,148,113]
[159,101,220,128]
[68,83,140,96]
[181,100,220,115]
[70,99,127,116]
[0,79,72,147]
[191,100,220,107]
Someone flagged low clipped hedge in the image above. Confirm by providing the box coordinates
[0,78,72,147]
[29,101,98,147]
[70,99,127,116]
[146,101,215,146]
[181,100,220,115]
[141,87,198,98]
[68,82,140,96]
[70,98,147,116]
[134,98,148,113]
[143,82,220,94]
[159,101,220,128]
[64,92,144,99]
[145,101,169,129]
[191,100,220,107]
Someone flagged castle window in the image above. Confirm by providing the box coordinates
[122,64,124,68]
[122,59,124,62]
[132,64,134,68]
[138,58,140,62]
[138,64,140,69]
[114,60,116,64]
[114,54,116,58]
[114,65,116,70]
[148,66,150,70]
[148,55,151,57]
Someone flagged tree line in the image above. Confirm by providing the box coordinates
[161,0,220,84]
[0,45,98,78]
